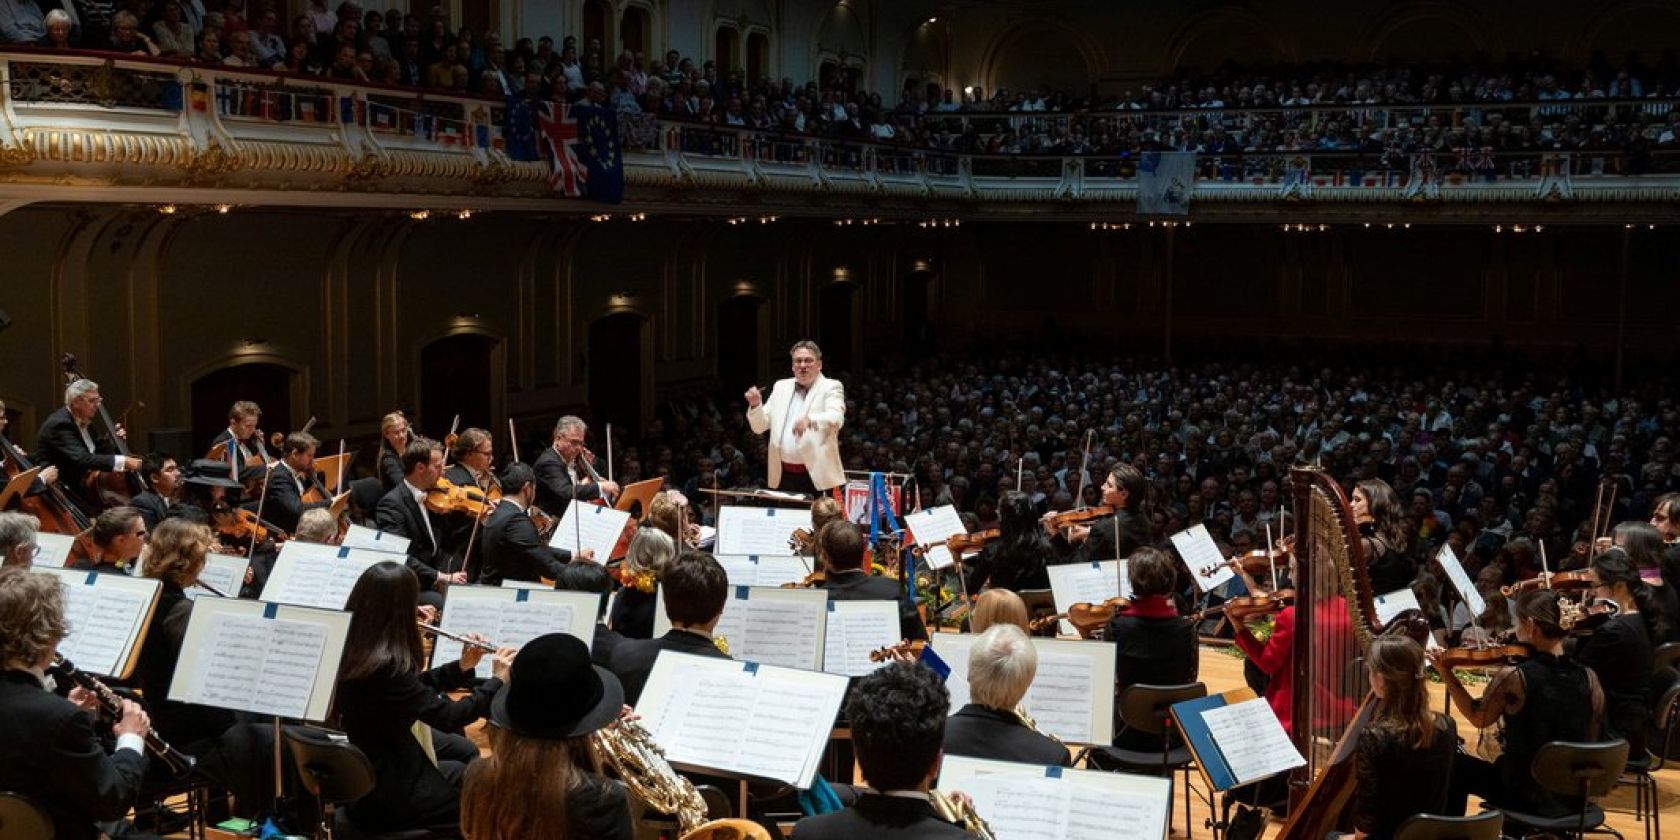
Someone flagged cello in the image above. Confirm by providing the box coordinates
[59,354,144,509]
[0,431,97,563]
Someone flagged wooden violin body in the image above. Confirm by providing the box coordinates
[1043,506,1115,530]
[1028,597,1132,638]
[1500,569,1593,598]
[944,529,999,556]
[780,569,827,588]
[1201,589,1296,623]
[868,640,927,663]
[1434,644,1531,671]
[424,478,492,518]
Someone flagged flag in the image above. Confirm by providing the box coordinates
[535,101,624,203]
[338,95,365,127]
[1137,150,1195,216]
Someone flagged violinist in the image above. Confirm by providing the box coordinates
[264,432,332,535]
[133,519,275,815]
[129,454,182,531]
[1352,479,1414,595]
[374,437,464,609]
[551,560,628,668]
[1105,547,1198,752]
[0,512,39,568]
[178,459,248,543]
[817,520,927,642]
[1612,522,1680,644]
[644,490,702,549]
[963,491,1051,595]
[72,507,146,576]
[533,416,619,517]
[1046,463,1151,565]
[446,428,499,495]
[377,411,413,492]
[207,401,268,472]
[1434,589,1605,819]
[1351,635,1456,840]
[33,379,140,510]
[1575,549,1663,757]
[478,463,586,587]
[943,624,1073,767]
[607,528,675,639]
[1229,547,1338,741]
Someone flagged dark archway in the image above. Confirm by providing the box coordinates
[588,313,644,435]
[715,26,740,73]
[818,282,855,376]
[582,0,611,51]
[901,267,936,356]
[746,31,769,84]
[620,5,648,54]
[717,295,764,399]
[420,333,498,437]
[190,363,293,455]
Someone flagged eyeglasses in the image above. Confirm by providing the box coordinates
[24,544,41,560]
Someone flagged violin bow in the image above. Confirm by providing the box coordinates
[508,419,521,463]
[247,461,277,560]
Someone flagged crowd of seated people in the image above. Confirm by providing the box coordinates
[5,2,1677,159]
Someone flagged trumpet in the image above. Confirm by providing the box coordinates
[931,790,996,840]
[48,655,197,776]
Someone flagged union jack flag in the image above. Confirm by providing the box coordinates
[535,102,623,202]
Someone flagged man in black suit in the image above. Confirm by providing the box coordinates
[608,550,730,705]
[816,520,928,642]
[373,437,463,609]
[790,663,973,840]
[941,624,1072,767]
[532,415,619,518]
[33,379,140,504]
[479,463,587,586]
[0,568,160,840]
[263,432,332,535]
[552,560,627,668]
[206,400,269,472]
[129,453,182,531]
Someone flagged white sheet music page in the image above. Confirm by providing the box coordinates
[51,572,155,678]
[186,553,249,601]
[938,755,1173,840]
[185,613,327,720]
[821,600,900,677]
[548,502,632,561]
[1170,525,1233,592]
[715,505,811,556]
[903,505,967,570]
[658,586,828,671]
[636,652,848,787]
[262,542,384,610]
[1435,544,1487,617]
[433,591,586,678]
[340,524,411,555]
[1046,560,1129,636]
[1021,651,1100,744]
[714,554,811,587]
[1201,697,1305,785]
[34,532,76,568]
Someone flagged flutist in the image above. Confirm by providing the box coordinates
[0,567,156,840]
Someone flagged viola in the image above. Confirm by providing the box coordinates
[424,478,492,518]
[868,640,927,663]
[1499,569,1593,598]
[1042,505,1116,530]
[1028,596,1132,638]
[1433,643,1532,671]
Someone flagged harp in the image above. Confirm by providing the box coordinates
[1275,466,1383,840]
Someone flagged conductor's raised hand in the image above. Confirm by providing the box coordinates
[744,386,762,409]
[490,647,517,682]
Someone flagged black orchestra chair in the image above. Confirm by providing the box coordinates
[1494,739,1628,840]
[1653,642,1680,676]
[1391,810,1505,840]
[1084,683,1208,838]
[1625,683,1680,840]
[282,726,445,840]
[0,792,52,840]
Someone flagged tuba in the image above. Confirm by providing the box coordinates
[591,717,708,833]
[931,790,996,840]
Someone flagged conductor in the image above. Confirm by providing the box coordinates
[746,340,846,494]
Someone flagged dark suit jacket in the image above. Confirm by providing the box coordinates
[820,569,928,641]
[378,443,405,492]
[443,463,493,579]
[336,663,501,832]
[207,429,264,465]
[592,623,627,669]
[373,483,448,589]
[134,583,238,743]
[478,501,570,585]
[32,407,118,495]
[790,793,974,839]
[532,445,602,517]
[128,490,171,530]
[609,629,731,706]
[262,462,330,535]
[943,703,1072,767]
[0,669,149,840]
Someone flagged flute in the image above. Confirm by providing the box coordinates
[416,621,497,652]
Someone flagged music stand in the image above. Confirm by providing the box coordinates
[614,477,665,518]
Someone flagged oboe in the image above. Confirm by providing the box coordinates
[49,655,197,775]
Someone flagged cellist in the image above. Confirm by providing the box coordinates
[0,399,61,495]
[532,416,618,518]
[33,380,140,512]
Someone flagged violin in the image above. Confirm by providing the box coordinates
[788,527,814,553]
[424,478,492,519]
[528,505,556,536]
[212,505,287,545]
[1200,547,1291,578]
[1042,506,1116,530]
[780,569,827,588]
[868,639,927,663]
[1028,597,1132,638]
[945,529,1000,556]
[1200,589,1296,623]
[207,438,267,469]
[1499,569,1593,598]
[1432,643,1532,671]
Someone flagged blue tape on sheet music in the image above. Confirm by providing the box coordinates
[1045,766,1063,778]
[920,646,952,680]
[337,547,351,559]
[84,571,97,585]
[516,589,530,602]
[735,585,751,600]
[1090,560,1102,570]
[748,555,759,563]
[827,601,837,612]
[743,661,759,675]
[766,508,776,517]
[262,602,279,619]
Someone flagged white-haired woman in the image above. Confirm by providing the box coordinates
[940,623,1071,766]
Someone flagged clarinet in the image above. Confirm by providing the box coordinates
[49,655,198,776]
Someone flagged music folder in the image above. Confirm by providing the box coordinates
[1173,688,1305,791]
[167,598,352,722]
[41,567,161,680]
[938,754,1173,840]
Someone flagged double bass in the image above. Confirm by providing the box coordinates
[59,354,144,510]
[0,433,96,563]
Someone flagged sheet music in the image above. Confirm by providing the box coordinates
[695,525,717,550]
[183,613,327,720]
[657,585,828,671]
[939,755,1172,840]
[932,635,1113,743]
[714,554,811,587]
[715,505,811,556]
[1200,698,1305,785]
[637,652,849,787]
[904,505,968,571]
[186,553,249,601]
[430,587,595,678]
[1170,525,1233,592]
[499,579,550,590]
[1374,587,1442,649]
[548,502,631,562]
[821,600,900,677]
[1046,560,1129,636]
[49,570,157,678]
[261,542,385,610]
[34,532,76,568]
[340,524,411,555]
[1435,544,1486,617]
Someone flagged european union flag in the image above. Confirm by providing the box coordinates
[536,101,623,204]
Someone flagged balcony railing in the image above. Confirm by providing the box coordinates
[1,47,1677,210]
